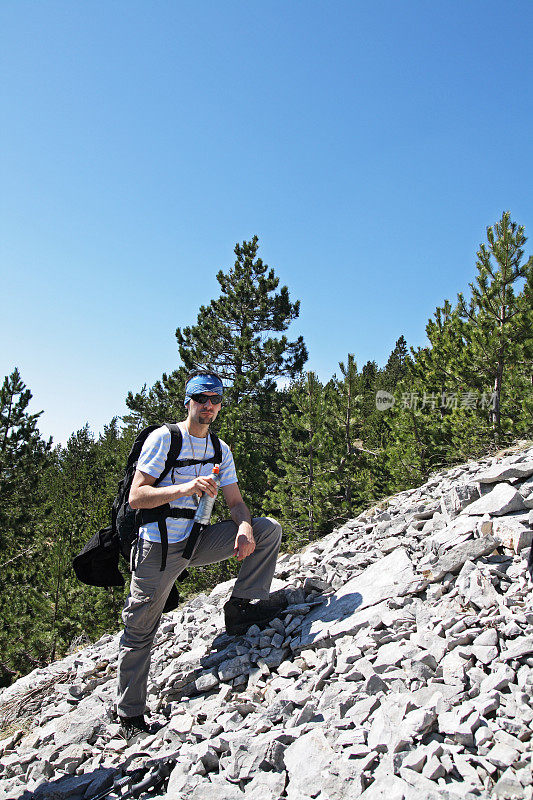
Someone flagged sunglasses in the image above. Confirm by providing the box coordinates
[190,393,223,406]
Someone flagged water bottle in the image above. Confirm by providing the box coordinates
[193,465,221,525]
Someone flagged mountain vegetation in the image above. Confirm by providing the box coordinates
[1,214,532,686]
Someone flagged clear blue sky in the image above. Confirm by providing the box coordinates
[2,0,532,444]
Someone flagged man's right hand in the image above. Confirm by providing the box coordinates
[129,469,218,509]
[181,476,218,500]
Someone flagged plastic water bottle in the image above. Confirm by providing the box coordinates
[193,465,221,525]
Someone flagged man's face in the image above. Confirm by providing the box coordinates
[187,392,222,427]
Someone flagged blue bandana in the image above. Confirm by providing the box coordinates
[184,374,224,406]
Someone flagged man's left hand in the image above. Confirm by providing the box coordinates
[234,524,256,561]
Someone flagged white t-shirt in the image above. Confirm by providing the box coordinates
[136,424,238,543]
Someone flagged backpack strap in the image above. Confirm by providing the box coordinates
[170,430,223,468]
[154,423,183,486]
[210,432,222,466]
[133,423,182,573]
[182,521,205,560]
[139,506,195,524]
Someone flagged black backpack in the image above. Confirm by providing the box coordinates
[72,423,222,589]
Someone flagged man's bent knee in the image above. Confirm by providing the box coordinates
[252,516,282,545]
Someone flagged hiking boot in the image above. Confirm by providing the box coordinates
[224,596,288,636]
[118,714,157,740]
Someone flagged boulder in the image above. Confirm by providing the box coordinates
[478,462,533,483]
[419,534,498,581]
[491,515,533,553]
[441,483,480,516]
[283,729,335,798]
[460,484,526,516]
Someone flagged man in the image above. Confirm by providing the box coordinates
[117,371,284,738]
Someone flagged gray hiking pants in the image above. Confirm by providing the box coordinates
[117,516,282,718]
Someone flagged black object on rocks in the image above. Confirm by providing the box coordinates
[118,714,160,740]
[224,595,288,636]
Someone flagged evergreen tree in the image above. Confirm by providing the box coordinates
[175,236,307,401]
[410,302,492,461]
[0,370,51,684]
[384,213,533,484]
[0,368,50,538]
[335,354,361,464]
[360,360,379,422]
[457,211,533,444]
[518,257,533,432]
[266,373,335,548]
[124,371,188,431]
[38,424,129,665]
[385,302,494,486]
[384,336,410,386]
[356,359,393,457]
[326,355,367,515]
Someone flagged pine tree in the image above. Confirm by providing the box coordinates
[0,368,50,539]
[457,211,533,444]
[171,237,308,508]
[0,370,51,684]
[385,302,492,486]
[326,355,367,516]
[175,236,307,401]
[383,214,533,485]
[124,370,188,431]
[266,373,335,548]
[355,359,394,458]
[518,257,533,433]
[336,354,361,463]
[408,302,492,461]
[38,424,129,665]
[384,336,410,386]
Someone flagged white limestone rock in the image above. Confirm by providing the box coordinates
[401,747,427,772]
[424,515,477,552]
[50,742,93,774]
[460,483,526,516]
[218,654,250,682]
[283,729,335,799]
[473,628,499,647]
[456,565,502,610]
[480,664,516,694]
[478,462,533,484]
[441,483,480,517]
[52,712,102,748]
[499,636,533,662]
[367,694,412,753]
[244,770,287,800]
[409,630,448,662]
[440,650,471,686]
[471,645,499,665]
[486,742,520,769]
[357,775,411,799]
[492,515,533,553]
[420,535,499,582]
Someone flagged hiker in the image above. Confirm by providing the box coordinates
[117,371,284,738]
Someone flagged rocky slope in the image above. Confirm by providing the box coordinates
[1,444,533,800]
